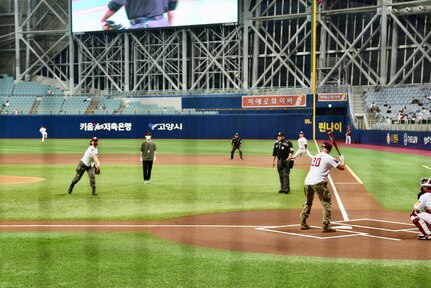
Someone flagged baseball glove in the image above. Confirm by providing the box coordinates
[103,20,124,31]
[95,167,100,175]
[289,160,294,169]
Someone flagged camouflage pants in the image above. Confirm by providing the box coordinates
[300,181,332,225]
[71,161,95,190]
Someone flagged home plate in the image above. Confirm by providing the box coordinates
[333,226,353,230]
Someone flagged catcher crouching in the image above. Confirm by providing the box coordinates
[68,136,101,196]
[410,178,431,239]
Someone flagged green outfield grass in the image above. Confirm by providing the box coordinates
[0,164,306,220]
[0,139,430,287]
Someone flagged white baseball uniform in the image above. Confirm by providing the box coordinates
[414,193,431,225]
[304,152,340,185]
[293,136,313,158]
[39,127,48,142]
[81,145,99,167]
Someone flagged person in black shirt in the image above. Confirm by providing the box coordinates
[230,133,243,160]
[272,132,294,194]
[101,0,178,30]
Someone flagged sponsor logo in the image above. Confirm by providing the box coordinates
[403,133,418,146]
[318,122,342,133]
[80,122,132,131]
[386,133,399,144]
[424,136,431,145]
[149,123,183,131]
[242,95,306,108]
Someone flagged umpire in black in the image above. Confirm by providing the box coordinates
[230,133,243,160]
[272,132,294,194]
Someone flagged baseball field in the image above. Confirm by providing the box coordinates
[0,138,430,287]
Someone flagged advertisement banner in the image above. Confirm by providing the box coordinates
[318,93,348,102]
[242,95,306,108]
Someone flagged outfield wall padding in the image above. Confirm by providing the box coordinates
[0,114,315,140]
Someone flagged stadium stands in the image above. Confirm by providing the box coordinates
[364,86,431,129]
[61,96,90,115]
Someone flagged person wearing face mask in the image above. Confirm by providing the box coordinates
[140,131,157,184]
[68,137,101,196]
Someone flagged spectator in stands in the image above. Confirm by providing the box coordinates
[373,85,380,92]
[369,102,376,113]
[411,97,420,104]
[396,111,403,123]
[411,113,417,123]
[386,106,392,114]
[14,109,18,115]
[4,99,9,108]
[383,101,388,107]
[427,94,431,100]
[385,116,391,125]
[84,96,92,103]
[102,104,106,110]
[47,88,52,96]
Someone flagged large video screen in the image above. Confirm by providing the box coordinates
[71,0,238,33]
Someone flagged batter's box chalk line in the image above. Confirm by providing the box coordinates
[255,218,417,241]
[255,224,365,240]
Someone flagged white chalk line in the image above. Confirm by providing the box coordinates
[0,224,259,228]
[423,165,431,170]
[0,218,417,241]
[312,139,350,221]
[258,218,415,241]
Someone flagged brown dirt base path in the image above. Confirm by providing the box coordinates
[0,152,429,260]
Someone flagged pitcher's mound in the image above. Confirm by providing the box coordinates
[0,175,46,185]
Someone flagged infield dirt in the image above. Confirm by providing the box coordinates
[0,151,429,260]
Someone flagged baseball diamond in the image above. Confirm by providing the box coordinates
[1,144,429,261]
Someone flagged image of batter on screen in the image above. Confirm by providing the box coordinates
[39,126,48,142]
[101,0,178,30]
[230,133,243,160]
[410,178,431,240]
[292,131,313,159]
[67,137,101,196]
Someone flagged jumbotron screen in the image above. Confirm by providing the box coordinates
[71,0,238,33]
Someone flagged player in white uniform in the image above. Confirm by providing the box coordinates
[292,131,313,159]
[300,141,345,232]
[68,137,101,196]
[410,178,431,240]
[39,126,48,142]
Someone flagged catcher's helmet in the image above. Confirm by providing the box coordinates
[420,178,431,187]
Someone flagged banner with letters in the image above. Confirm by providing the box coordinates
[242,95,306,108]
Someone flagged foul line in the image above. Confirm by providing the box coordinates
[312,139,349,221]
[346,165,363,184]
[0,224,259,228]
[423,165,431,170]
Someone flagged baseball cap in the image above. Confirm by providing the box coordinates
[277,132,285,137]
[91,136,99,142]
[145,131,152,136]
[321,141,332,152]
[235,133,239,136]
[299,131,304,134]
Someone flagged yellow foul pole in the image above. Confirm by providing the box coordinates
[311,0,317,140]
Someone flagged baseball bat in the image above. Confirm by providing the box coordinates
[327,131,342,156]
